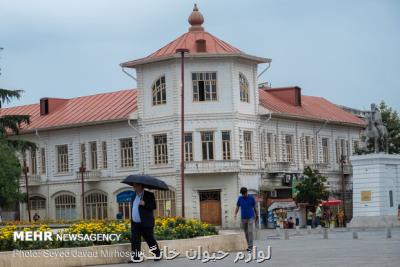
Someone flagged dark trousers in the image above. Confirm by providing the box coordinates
[131,222,160,258]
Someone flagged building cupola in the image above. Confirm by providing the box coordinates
[188,4,204,32]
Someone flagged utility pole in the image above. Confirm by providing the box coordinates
[176,48,189,218]
[340,155,347,225]
[22,158,31,223]
[79,162,86,220]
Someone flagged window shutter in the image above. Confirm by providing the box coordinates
[310,137,315,163]
[316,136,322,163]
[113,138,119,169]
[335,139,340,163]
[168,132,174,165]
[281,133,287,162]
[239,130,244,160]
[300,134,305,163]
[272,134,277,162]
[68,142,73,173]
[260,131,266,162]
[346,140,350,162]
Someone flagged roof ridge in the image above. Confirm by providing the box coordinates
[1,102,39,110]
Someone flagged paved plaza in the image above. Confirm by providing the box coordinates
[95,228,400,267]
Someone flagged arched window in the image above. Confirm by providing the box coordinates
[152,76,166,105]
[239,73,249,103]
[85,192,108,220]
[55,194,76,220]
[116,189,176,219]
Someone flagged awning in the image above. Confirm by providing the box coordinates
[268,201,297,211]
[116,190,135,203]
[321,199,342,207]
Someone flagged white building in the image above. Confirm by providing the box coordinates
[1,5,365,227]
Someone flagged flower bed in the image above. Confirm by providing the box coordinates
[0,217,217,251]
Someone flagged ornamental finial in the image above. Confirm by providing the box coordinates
[188,4,204,32]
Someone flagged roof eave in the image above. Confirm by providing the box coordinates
[120,53,271,68]
[262,112,366,128]
[14,116,138,134]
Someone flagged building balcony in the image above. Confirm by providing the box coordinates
[264,161,298,173]
[75,170,106,181]
[184,160,240,174]
[19,174,42,186]
[304,163,330,172]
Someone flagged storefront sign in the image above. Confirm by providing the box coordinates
[361,191,372,202]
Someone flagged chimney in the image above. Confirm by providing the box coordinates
[40,98,49,115]
[265,87,302,107]
[39,98,68,116]
[196,39,206,52]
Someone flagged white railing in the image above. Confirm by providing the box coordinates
[20,174,41,185]
[304,163,330,172]
[75,170,103,180]
[185,160,240,174]
[264,161,297,173]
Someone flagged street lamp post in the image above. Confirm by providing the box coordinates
[22,158,31,223]
[79,162,86,220]
[176,48,189,218]
[340,155,347,225]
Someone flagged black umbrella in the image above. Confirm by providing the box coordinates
[121,174,169,191]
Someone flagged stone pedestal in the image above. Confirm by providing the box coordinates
[349,153,400,228]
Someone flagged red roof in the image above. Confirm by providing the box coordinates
[1,87,364,132]
[149,31,242,58]
[121,5,269,67]
[0,89,137,132]
[259,87,366,126]
[121,30,269,67]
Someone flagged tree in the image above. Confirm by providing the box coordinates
[0,140,24,207]
[294,167,329,207]
[358,101,400,154]
[0,52,36,208]
[379,101,400,154]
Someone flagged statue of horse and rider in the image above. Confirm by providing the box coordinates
[363,103,388,153]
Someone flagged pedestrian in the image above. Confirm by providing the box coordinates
[130,183,161,262]
[288,217,294,229]
[337,209,344,227]
[234,187,258,252]
[315,204,322,227]
[33,213,40,222]
[307,209,313,227]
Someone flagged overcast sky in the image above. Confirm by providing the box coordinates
[1,0,399,111]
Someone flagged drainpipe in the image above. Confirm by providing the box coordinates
[258,113,272,230]
[128,119,144,174]
[257,62,271,79]
[121,67,137,81]
[259,113,272,167]
[314,120,329,164]
[35,129,50,218]
[121,64,143,173]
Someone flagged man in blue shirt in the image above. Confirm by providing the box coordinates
[235,187,258,252]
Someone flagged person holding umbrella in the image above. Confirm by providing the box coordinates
[122,174,169,262]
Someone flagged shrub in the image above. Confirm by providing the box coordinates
[0,218,217,251]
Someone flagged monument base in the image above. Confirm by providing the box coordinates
[350,153,400,229]
[349,215,400,228]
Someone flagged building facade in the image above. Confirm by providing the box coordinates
[1,6,365,227]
